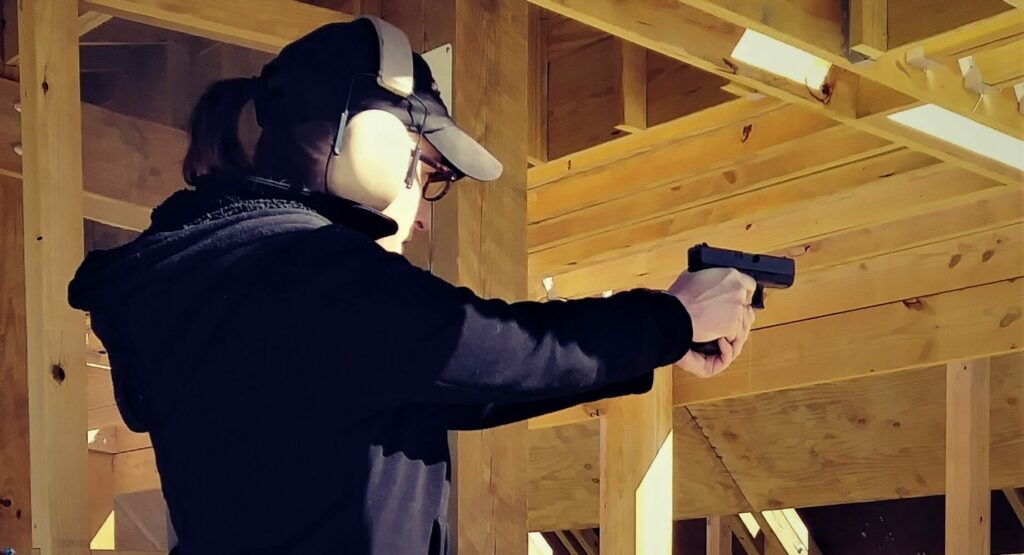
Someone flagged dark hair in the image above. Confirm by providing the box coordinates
[182,78,334,190]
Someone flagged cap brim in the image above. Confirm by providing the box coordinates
[423,124,503,182]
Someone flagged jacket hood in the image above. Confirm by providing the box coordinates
[69,180,378,432]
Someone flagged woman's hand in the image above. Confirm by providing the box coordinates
[667,268,756,378]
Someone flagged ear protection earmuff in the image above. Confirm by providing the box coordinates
[325,16,420,211]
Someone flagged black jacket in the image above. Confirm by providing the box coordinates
[68,180,692,555]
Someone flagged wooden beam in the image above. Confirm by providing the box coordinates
[529,94,781,188]
[88,452,114,541]
[81,0,353,53]
[429,2,529,553]
[755,222,1024,328]
[850,0,888,58]
[753,510,819,555]
[722,515,760,555]
[888,0,1014,48]
[616,41,647,133]
[83,192,151,232]
[17,0,90,552]
[0,176,31,555]
[945,357,991,554]
[528,4,549,166]
[1002,488,1024,528]
[528,116,891,253]
[527,0,1022,185]
[532,158,989,285]
[674,0,1024,140]
[532,353,1024,529]
[706,516,732,555]
[599,369,673,554]
[676,277,1022,404]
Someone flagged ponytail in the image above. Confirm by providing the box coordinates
[182,77,257,186]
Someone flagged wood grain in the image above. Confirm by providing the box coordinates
[18,0,90,552]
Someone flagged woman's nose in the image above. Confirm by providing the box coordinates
[414,202,432,233]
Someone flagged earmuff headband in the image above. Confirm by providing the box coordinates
[362,16,415,98]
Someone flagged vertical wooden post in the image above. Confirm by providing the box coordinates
[706,516,732,555]
[945,358,991,555]
[429,1,529,553]
[0,174,31,555]
[527,4,549,166]
[13,0,89,553]
[849,0,888,59]
[599,369,673,554]
[615,41,647,134]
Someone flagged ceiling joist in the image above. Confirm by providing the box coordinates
[527,0,1022,185]
[80,0,353,53]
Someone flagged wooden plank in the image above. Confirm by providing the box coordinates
[945,358,991,554]
[888,0,1013,48]
[83,192,152,232]
[529,123,893,252]
[850,0,888,58]
[675,0,1024,141]
[531,103,836,226]
[1003,488,1024,527]
[528,4,549,165]
[528,409,752,531]
[88,452,114,540]
[113,449,161,496]
[530,158,995,301]
[81,0,353,53]
[686,352,1024,512]
[969,37,1024,88]
[527,0,1021,185]
[616,41,647,133]
[18,0,90,552]
[770,186,1024,274]
[722,515,760,555]
[532,157,988,285]
[756,222,1024,328]
[431,2,529,553]
[529,94,781,188]
[0,78,187,211]
[0,175,31,555]
[706,516,732,555]
[599,369,673,554]
[675,278,1022,404]
[547,35,624,158]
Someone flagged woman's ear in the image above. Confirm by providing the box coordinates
[325,109,415,211]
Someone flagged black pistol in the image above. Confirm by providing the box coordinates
[686,243,796,356]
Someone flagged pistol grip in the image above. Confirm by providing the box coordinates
[690,340,722,356]
[752,284,765,309]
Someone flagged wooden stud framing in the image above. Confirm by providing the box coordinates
[706,516,733,555]
[1003,488,1024,528]
[945,358,991,555]
[527,0,1023,185]
[81,0,353,53]
[16,0,90,553]
[850,0,888,58]
[426,2,530,553]
[616,41,647,133]
[528,4,549,165]
[599,369,673,554]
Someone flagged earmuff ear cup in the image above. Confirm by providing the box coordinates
[326,109,415,211]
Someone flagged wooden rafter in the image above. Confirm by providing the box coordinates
[674,0,1023,137]
[81,0,353,53]
[526,0,1021,185]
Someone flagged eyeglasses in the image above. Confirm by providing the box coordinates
[419,155,458,202]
